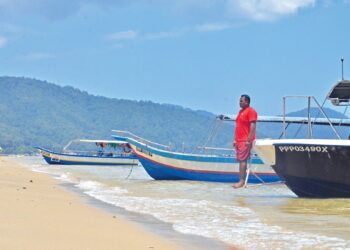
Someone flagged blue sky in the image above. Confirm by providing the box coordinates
[1,0,350,115]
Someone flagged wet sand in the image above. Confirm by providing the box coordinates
[0,156,179,250]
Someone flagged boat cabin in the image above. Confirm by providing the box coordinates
[327,80,350,106]
[63,139,133,157]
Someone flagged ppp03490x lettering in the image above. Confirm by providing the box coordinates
[278,146,328,153]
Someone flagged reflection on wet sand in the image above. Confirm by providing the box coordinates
[280,198,350,216]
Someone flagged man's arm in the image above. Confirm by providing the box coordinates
[247,121,256,144]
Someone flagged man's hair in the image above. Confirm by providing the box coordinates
[241,94,250,104]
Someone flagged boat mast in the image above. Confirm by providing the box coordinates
[341,58,344,80]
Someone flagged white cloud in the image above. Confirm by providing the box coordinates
[0,0,317,22]
[171,0,222,12]
[145,31,184,40]
[0,36,7,47]
[195,23,232,32]
[227,0,316,21]
[107,22,240,44]
[107,30,138,41]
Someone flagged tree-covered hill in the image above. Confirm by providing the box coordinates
[0,76,234,153]
[1,76,349,154]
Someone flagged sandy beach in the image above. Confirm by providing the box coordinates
[0,156,179,250]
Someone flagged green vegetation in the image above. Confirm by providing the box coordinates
[0,76,234,154]
[1,76,348,154]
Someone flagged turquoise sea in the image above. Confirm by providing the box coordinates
[15,156,350,250]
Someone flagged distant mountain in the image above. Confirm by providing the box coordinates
[1,76,348,154]
[287,107,348,119]
[258,107,350,139]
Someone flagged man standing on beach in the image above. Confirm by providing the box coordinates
[232,94,257,189]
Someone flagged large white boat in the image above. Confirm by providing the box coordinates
[254,79,350,198]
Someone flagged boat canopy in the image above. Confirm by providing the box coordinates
[63,139,129,151]
[217,114,350,126]
[327,80,350,106]
[77,139,128,145]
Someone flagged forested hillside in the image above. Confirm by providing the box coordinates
[1,76,348,154]
[0,77,234,153]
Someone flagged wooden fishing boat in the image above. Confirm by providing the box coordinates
[37,139,138,166]
[112,131,279,183]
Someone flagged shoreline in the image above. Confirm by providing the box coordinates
[61,182,232,250]
[0,156,180,250]
[2,156,235,250]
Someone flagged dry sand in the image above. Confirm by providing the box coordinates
[0,156,179,250]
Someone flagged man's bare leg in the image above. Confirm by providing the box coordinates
[232,161,247,188]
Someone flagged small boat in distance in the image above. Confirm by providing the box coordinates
[37,139,138,166]
[112,130,280,183]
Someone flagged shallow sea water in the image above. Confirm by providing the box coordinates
[15,156,350,250]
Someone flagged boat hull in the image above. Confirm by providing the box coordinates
[274,142,350,198]
[38,148,138,166]
[135,152,278,183]
[123,138,279,183]
[254,139,350,198]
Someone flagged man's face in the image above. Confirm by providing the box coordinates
[239,97,249,109]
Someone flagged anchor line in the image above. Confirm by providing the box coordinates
[125,164,134,179]
[245,157,284,188]
[194,118,224,154]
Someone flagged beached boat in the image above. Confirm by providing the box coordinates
[253,79,350,198]
[112,131,279,183]
[37,139,138,166]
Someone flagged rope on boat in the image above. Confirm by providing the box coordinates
[293,121,306,138]
[199,119,224,153]
[243,159,251,188]
[125,160,138,180]
[125,164,135,179]
[201,120,218,150]
[245,157,284,188]
[338,106,348,128]
[192,119,218,153]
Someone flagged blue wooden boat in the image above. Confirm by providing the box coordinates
[37,139,138,166]
[112,131,280,183]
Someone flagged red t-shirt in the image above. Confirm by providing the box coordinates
[235,106,258,142]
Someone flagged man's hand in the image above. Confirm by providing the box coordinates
[233,141,236,148]
[246,140,251,145]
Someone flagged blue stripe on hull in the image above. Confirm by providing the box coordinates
[113,136,264,164]
[138,156,280,183]
[37,147,137,160]
[42,155,137,166]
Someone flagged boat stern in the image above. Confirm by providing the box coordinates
[254,139,276,166]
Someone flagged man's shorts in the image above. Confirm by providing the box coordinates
[235,141,252,161]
